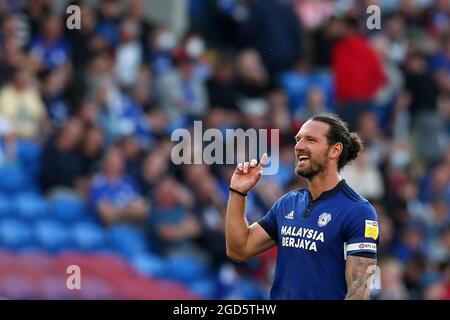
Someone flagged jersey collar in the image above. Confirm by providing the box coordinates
[307,179,346,203]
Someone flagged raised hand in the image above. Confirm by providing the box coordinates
[230,153,268,194]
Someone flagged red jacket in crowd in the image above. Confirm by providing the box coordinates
[332,34,387,103]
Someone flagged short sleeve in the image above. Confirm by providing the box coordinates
[257,206,278,243]
[342,202,380,258]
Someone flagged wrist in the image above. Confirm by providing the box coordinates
[229,186,248,197]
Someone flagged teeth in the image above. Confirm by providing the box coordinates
[299,156,309,160]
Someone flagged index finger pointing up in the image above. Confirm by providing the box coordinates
[258,153,269,169]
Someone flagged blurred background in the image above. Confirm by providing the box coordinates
[0,0,448,300]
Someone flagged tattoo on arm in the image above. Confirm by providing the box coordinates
[345,255,377,300]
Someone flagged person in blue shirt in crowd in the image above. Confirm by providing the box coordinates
[89,147,148,227]
[226,113,380,300]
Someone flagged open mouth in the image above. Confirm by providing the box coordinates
[298,155,310,165]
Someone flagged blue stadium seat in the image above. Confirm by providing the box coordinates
[279,71,311,113]
[48,195,87,222]
[228,279,265,300]
[312,72,334,109]
[0,218,33,249]
[188,278,218,299]
[279,71,335,115]
[14,192,48,220]
[71,222,106,252]
[16,139,42,163]
[0,162,28,194]
[130,252,169,278]
[108,224,148,257]
[166,254,210,284]
[16,139,42,178]
[33,219,72,253]
[0,193,11,217]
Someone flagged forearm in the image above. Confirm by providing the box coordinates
[345,256,376,300]
[345,281,370,300]
[124,198,148,221]
[98,205,122,226]
[225,192,250,260]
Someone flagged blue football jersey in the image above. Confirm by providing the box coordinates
[257,180,380,300]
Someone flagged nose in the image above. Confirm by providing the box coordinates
[295,138,306,152]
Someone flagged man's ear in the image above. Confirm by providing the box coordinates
[329,142,343,161]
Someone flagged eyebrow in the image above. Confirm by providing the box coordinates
[294,134,319,141]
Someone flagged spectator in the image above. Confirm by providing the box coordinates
[117,135,142,182]
[430,38,450,93]
[125,0,154,51]
[147,26,177,76]
[40,68,70,128]
[379,211,395,257]
[421,272,446,300]
[375,12,409,65]
[29,14,71,71]
[394,222,427,264]
[377,257,409,300]
[114,19,143,88]
[64,4,97,68]
[279,58,333,116]
[148,176,201,256]
[294,87,328,123]
[39,117,83,193]
[0,67,48,140]
[0,14,28,48]
[267,88,292,138]
[370,34,405,127]
[183,165,228,268]
[89,148,148,227]
[404,254,427,299]
[79,125,104,178]
[240,0,302,76]
[138,149,169,200]
[404,52,439,116]
[155,54,208,122]
[341,151,385,200]
[94,82,145,144]
[21,0,51,41]
[94,0,123,48]
[355,111,388,167]
[173,32,210,82]
[330,15,386,130]
[207,56,239,111]
[0,38,26,86]
[235,49,272,99]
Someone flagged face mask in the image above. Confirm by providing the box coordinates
[390,150,410,169]
[157,32,176,51]
[186,37,205,58]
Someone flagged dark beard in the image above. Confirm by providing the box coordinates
[295,155,328,180]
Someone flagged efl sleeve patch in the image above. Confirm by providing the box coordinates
[346,242,377,253]
[365,220,379,240]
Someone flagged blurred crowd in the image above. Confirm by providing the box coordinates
[0,0,448,299]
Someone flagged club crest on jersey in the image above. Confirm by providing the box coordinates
[317,212,332,227]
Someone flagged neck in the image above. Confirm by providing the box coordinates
[307,169,342,200]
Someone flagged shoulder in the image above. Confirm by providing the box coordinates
[91,174,107,188]
[340,183,378,218]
